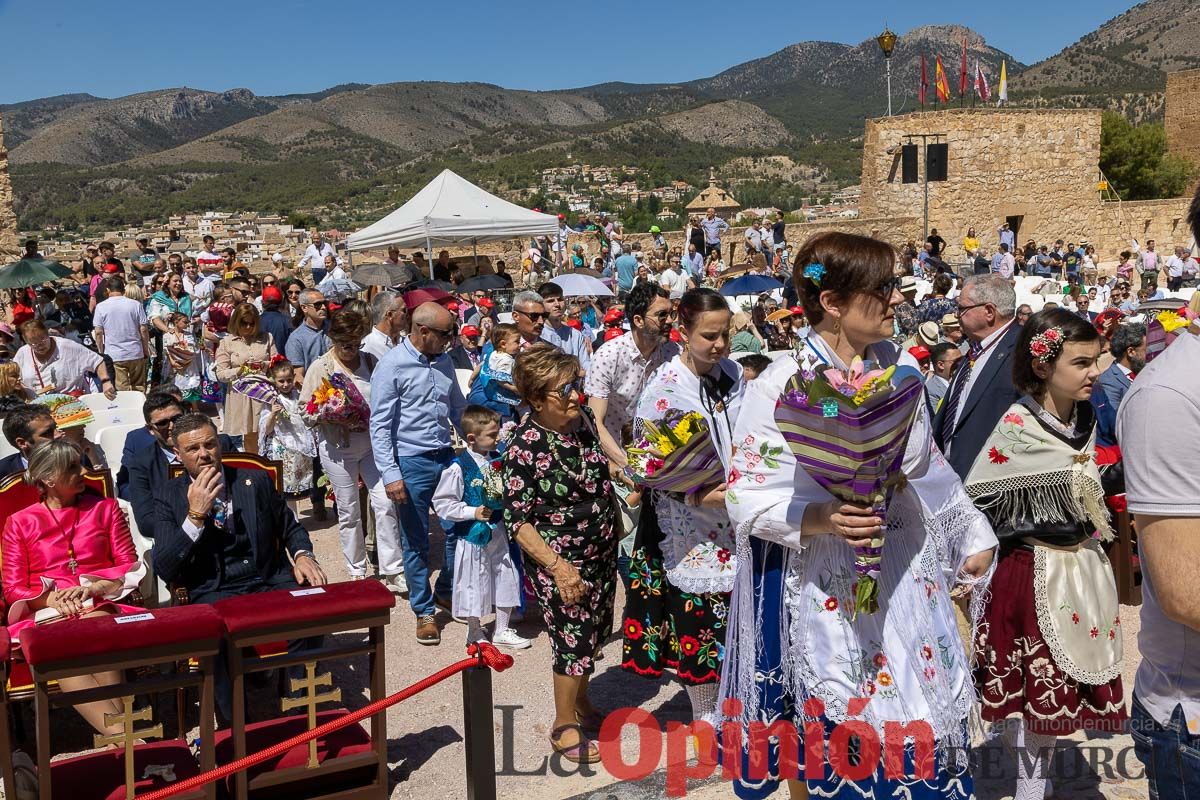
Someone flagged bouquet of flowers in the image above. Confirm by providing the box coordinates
[624,409,724,496]
[775,356,924,618]
[305,373,370,432]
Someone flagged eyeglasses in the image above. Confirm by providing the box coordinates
[955,302,989,317]
[151,414,183,430]
[287,289,301,296]
[305,301,328,309]
[516,310,547,322]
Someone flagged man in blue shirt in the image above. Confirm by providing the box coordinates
[537,282,592,372]
[997,222,1015,251]
[615,243,640,297]
[700,208,730,259]
[370,302,466,646]
[284,289,330,380]
[682,242,705,280]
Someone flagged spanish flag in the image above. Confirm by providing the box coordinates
[935,56,951,104]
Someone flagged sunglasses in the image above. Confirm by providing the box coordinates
[306,301,328,309]
[287,289,301,296]
[423,323,457,338]
[874,277,903,296]
[517,310,547,322]
[151,414,183,430]
[553,380,582,399]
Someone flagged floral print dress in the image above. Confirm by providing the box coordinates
[503,408,617,677]
[621,356,743,686]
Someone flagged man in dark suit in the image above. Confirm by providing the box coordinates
[933,275,1023,480]
[1096,322,1146,413]
[152,413,326,719]
[118,393,237,536]
[0,404,62,477]
[448,324,483,371]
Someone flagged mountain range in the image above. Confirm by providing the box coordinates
[4,0,1196,230]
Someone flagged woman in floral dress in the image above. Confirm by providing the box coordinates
[719,233,998,800]
[621,288,744,724]
[503,344,617,765]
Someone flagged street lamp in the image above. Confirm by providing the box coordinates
[876,27,898,116]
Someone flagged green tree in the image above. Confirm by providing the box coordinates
[1100,111,1196,201]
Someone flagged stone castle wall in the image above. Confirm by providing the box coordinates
[0,114,18,261]
[1166,69,1200,170]
[859,106,1198,263]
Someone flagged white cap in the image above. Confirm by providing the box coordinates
[272,252,283,263]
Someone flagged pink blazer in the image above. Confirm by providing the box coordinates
[2,495,144,625]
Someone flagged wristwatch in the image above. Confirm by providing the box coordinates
[293,550,318,564]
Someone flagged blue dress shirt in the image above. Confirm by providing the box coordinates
[370,337,466,485]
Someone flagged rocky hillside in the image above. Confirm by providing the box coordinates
[1012,0,1200,113]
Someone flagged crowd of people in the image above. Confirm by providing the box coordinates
[0,186,1197,800]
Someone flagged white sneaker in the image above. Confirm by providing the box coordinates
[492,628,531,649]
[381,573,408,596]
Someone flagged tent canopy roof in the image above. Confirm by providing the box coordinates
[347,169,558,252]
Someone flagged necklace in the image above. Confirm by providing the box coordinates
[43,500,81,574]
[535,418,590,484]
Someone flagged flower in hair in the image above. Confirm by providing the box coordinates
[803,262,826,286]
[1030,326,1065,363]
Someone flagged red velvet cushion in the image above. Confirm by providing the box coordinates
[20,604,224,667]
[214,580,394,636]
[214,709,375,792]
[0,627,10,662]
[49,740,199,800]
[7,660,33,694]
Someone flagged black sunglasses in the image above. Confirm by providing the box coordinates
[306,301,328,309]
[517,310,547,322]
[874,277,903,296]
[423,323,457,338]
[151,413,184,430]
[554,380,582,399]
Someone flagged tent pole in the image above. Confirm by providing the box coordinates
[426,235,433,279]
[473,238,478,276]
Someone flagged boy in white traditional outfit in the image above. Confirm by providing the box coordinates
[432,405,528,649]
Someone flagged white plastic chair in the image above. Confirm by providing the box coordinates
[96,422,144,476]
[455,368,474,397]
[84,407,140,441]
[77,390,146,414]
[116,497,165,607]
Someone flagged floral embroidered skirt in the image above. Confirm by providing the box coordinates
[973,548,1127,736]
[621,495,729,686]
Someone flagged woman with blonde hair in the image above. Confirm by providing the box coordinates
[0,362,34,414]
[213,303,277,452]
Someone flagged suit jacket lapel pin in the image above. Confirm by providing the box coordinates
[245,478,252,486]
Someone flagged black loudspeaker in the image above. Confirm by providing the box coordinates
[901,144,918,184]
[926,142,948,182]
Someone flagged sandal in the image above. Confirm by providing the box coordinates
[550,723,601,764]
[575,708,605,730]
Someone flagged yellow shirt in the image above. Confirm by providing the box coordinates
[963,236,980,253]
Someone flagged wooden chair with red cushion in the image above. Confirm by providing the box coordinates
[18,604,224,800]
[211,580,395,800]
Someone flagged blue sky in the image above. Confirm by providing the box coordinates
[1,0,1138,104]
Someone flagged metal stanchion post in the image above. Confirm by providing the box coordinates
[461,663,497,800]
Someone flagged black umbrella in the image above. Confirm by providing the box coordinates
[456,273,511,293]
[352,262,419,287]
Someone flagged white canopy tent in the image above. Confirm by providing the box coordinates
[346,169,558,276]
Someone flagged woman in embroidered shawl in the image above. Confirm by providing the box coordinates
[719,233,997,800]
[965,308,1125,800]
[621,288,744,724]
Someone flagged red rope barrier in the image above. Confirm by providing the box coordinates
[133,642,515,800]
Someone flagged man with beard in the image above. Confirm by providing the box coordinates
[1098,322,1146,411]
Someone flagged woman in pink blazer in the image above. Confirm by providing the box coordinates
[2,440,145,736]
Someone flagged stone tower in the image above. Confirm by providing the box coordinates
[1166,68,1200,170]
[0,113,18,260]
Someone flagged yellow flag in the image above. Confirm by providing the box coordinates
[998,60,1008,105]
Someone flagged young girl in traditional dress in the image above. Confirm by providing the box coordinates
[966,308,1125,800]
[258,359,316,518]
[163,312,203,402]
